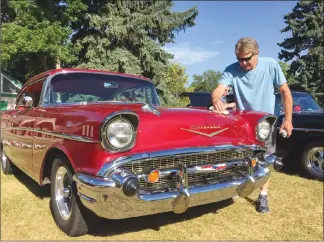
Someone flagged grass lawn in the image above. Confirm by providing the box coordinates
[1,168,323,240]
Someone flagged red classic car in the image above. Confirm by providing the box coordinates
[1,69,283,236]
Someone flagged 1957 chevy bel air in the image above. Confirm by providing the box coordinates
[1,69,283,236]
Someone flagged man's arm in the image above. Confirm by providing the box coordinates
[211,84,228,112]
[279,83,293,137]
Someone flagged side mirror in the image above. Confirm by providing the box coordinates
[22,96,33,108]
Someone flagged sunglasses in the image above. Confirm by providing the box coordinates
[237,54,254,63]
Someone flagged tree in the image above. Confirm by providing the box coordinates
[1,0,198,100]
[1,0,77,83]
[278,61,299,88]
[71,0,198,102]
[277,0,324,106]
[190,70,222,92]
[156,62,193,107]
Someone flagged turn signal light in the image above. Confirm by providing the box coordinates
[251,158,258,168]
[147,170,160,183]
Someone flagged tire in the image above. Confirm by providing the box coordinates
[300,141,324,181]
[1,148,16,175]
[50,156,89,236]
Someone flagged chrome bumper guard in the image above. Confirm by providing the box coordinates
[73,150,283,220]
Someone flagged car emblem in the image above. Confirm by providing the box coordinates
[195,164,227,171]
[180,127,228,137]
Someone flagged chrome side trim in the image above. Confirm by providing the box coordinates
[3,127,98,143]
[96,144,267,177]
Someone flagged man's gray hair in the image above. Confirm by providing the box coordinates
[235,37,259,54]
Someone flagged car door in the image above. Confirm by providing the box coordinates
[8,79,44,178]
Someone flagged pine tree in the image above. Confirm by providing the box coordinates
[70,0,198,104]
[277,0,324,106]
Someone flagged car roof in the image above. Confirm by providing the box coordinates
[24,68,152,85]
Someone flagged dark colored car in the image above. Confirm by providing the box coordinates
[275,91,323,180]
[181,91,324,180]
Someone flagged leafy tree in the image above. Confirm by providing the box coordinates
[277,0,324,106]
[1,0,77,83]
[278,61,299,87]
[190,70,222,92]
[1,0,198,104]
[156,62,193,107]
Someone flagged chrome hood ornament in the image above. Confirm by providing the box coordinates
[141,103,160,116]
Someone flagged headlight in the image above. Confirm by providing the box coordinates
[256,120,271,141]
[106,118,134,149]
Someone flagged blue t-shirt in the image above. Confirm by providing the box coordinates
[219,57,287,114]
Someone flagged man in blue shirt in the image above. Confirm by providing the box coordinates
[211,37,293,213]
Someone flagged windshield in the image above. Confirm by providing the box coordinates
[46,72,160,106]
[275,92,322,115]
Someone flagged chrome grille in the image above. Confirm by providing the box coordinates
[138,165,245,192]
[124,149,253,173]
[122,149,253,192]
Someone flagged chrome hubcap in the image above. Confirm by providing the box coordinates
[1,151,7,170]
[55,166,72,220]
[307,147,324,174]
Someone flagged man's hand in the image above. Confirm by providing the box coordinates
[212,99,227,112]
[280,119,293,138]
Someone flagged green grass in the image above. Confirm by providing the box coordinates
[1,169,323,240]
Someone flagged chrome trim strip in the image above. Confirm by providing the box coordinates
[276,127,324,132]
[97,144,267,177]
[3,127,98,143]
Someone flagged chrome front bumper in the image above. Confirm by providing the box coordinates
[73,149,282,219]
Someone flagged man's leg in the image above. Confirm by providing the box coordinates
[256,129,277,213]
[256,180,270,213]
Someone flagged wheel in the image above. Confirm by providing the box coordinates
[300,141,324,180]
[1,148,16,175]
[50,156,89,236]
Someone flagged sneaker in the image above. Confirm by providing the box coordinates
[256,195,270,213]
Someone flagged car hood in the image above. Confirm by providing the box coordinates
[133,106,256,153]
[95,103,259,152]
[53,103,259,153]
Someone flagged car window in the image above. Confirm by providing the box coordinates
[275,92,322,115]
[16,80,44,108]
[48,73,159,105]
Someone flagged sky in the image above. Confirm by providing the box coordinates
[164,1,298,84]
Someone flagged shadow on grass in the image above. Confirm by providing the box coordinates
[12,168,50,199]
[277,157,302,177]
[12,169,236,236]
[87,198,234,237]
